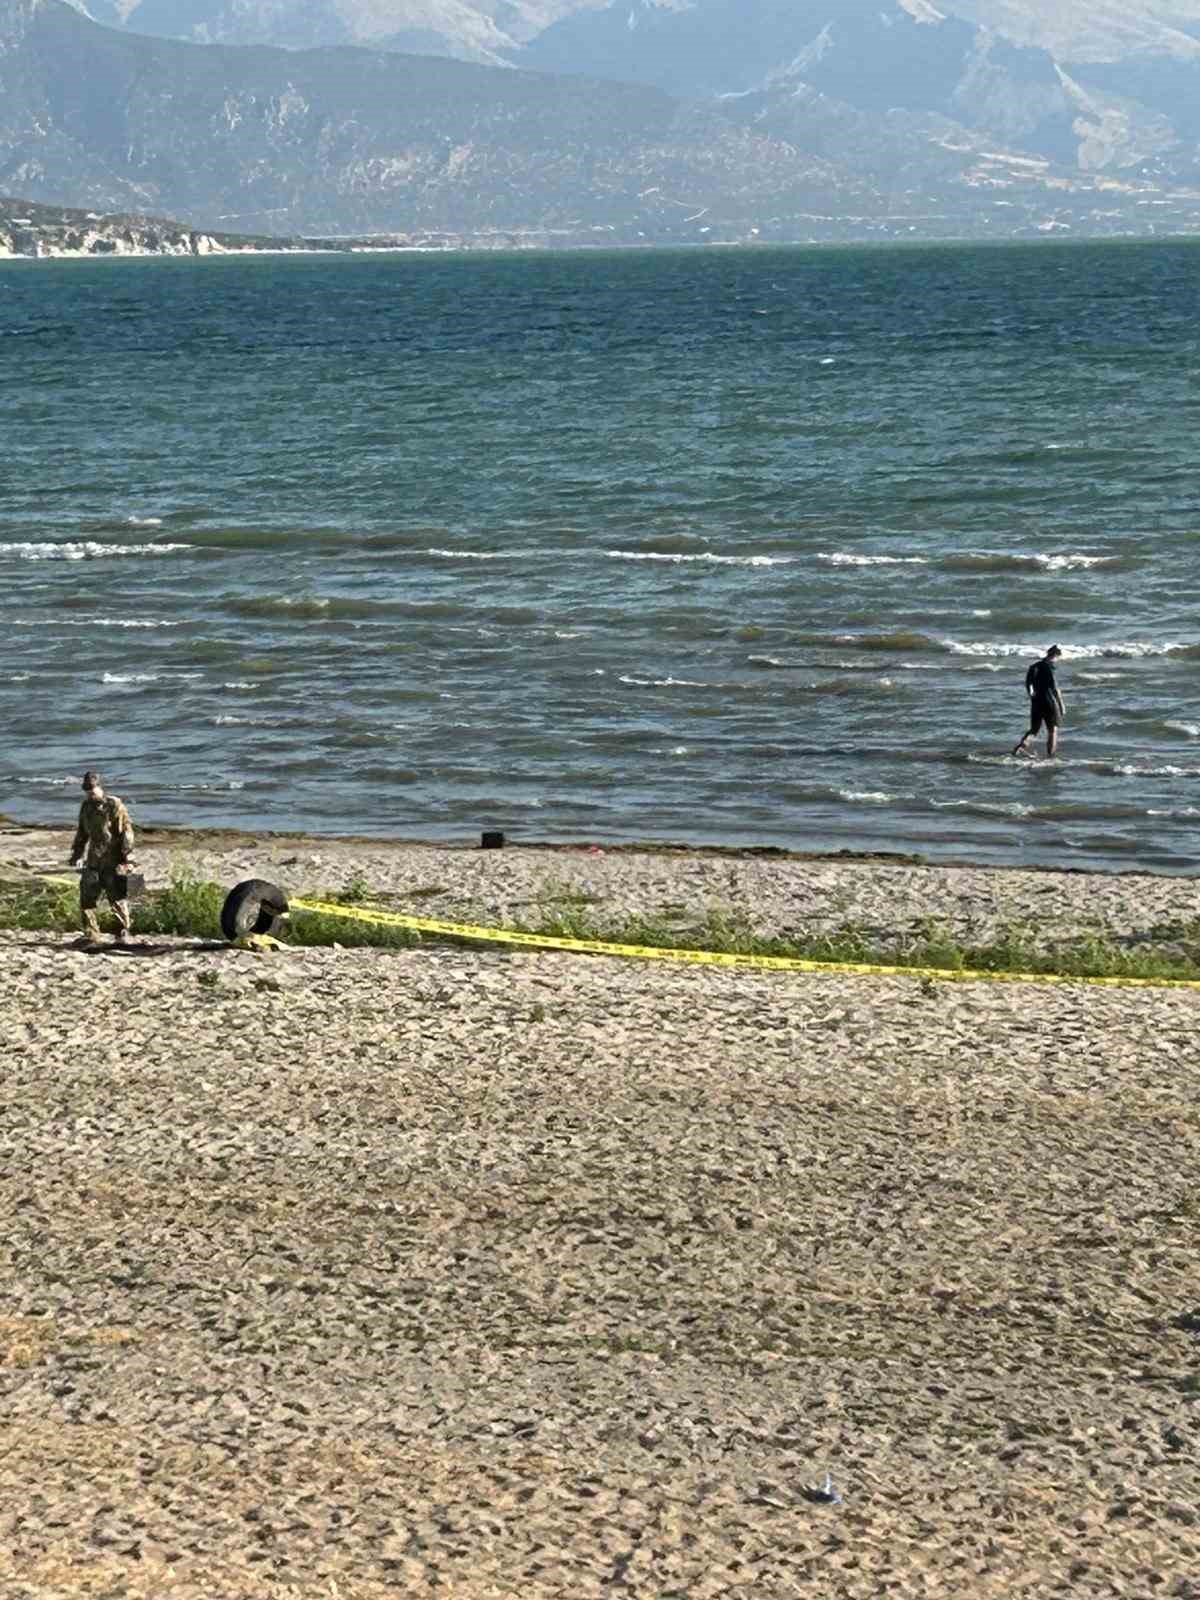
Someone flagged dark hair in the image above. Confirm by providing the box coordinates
[82,770,101,786]
[1047,645,1062,658]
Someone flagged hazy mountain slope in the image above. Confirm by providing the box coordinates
[94,0,1200,69]
[946,1,1200,63]
[0,0,890,234]
[4,0,1199,240]
[89,0,599,60]
[523,0,1200,173]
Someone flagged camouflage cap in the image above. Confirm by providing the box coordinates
[82,770,101,788]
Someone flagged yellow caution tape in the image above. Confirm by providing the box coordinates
[290,898,1200,992]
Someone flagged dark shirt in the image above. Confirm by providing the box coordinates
[1025,658,1059,707]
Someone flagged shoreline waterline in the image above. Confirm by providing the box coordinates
[3,810,1196,879]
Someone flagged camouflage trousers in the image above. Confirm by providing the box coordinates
[80,865,131,940]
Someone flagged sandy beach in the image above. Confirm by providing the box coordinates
[2,825,1199,1596]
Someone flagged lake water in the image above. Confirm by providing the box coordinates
[3,241,1199,870]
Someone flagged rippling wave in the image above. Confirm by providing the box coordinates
[5,540,192,560]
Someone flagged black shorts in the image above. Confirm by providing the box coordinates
[1029,699,1059,733]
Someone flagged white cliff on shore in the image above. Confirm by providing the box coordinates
[0,214,230,257]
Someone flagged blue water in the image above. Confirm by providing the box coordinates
[3,241,1200,869]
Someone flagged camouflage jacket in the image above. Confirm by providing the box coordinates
[72,795,135,867]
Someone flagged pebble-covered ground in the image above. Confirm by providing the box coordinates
[2,837,1199,1597]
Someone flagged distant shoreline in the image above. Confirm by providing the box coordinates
[5,232,1200,265]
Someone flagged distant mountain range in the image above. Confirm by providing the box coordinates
[3,0,1200,242]
[523,0,1200,165]
[74,0,589,63]
[70,0,1200,69]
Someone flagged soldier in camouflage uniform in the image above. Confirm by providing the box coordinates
[70,770,135,945]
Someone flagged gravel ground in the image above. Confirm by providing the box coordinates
[2,864,1199,1597]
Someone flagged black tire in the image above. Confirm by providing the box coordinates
[221,879,290,943]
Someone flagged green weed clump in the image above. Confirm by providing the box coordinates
[270,874,421,947]
[0,877,77,933]
[0,870,227,940]
[132,871,224,939]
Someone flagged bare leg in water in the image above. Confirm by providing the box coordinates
[1013,714,1039,757]
[1014,706,1059,759]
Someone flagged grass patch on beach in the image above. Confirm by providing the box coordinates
[135,871,225,938]
[0,876,77,933]
[287,902,420,950]
[521,902,1200,983]
[3,872,1199,981]
[0,870,228,939]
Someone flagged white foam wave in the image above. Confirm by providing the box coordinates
[606,550,793,567]
[967,752,1047,767]
[1147,807,1200,818]
[945,640,1036,658]
[948,551,1116,574]
[427,547,511,560]
[619,674,710,688]
[944,639,1185,660]
[170,780,247,792]
[1111,764,1200,778]
[102,671,159,684]
[96,617,178,628]
[1164,721,1200,738]
[125,516,164,528]
[221,680,256,690]
[3,541,190,561]
[839,790,898,804]
[818,552,928,567]
[1075,671,1122,683]
[1031,554,1113,571]
[14,618,180,629]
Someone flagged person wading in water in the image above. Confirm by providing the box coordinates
[69,770,136,947]
[1013,645,1065,759]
